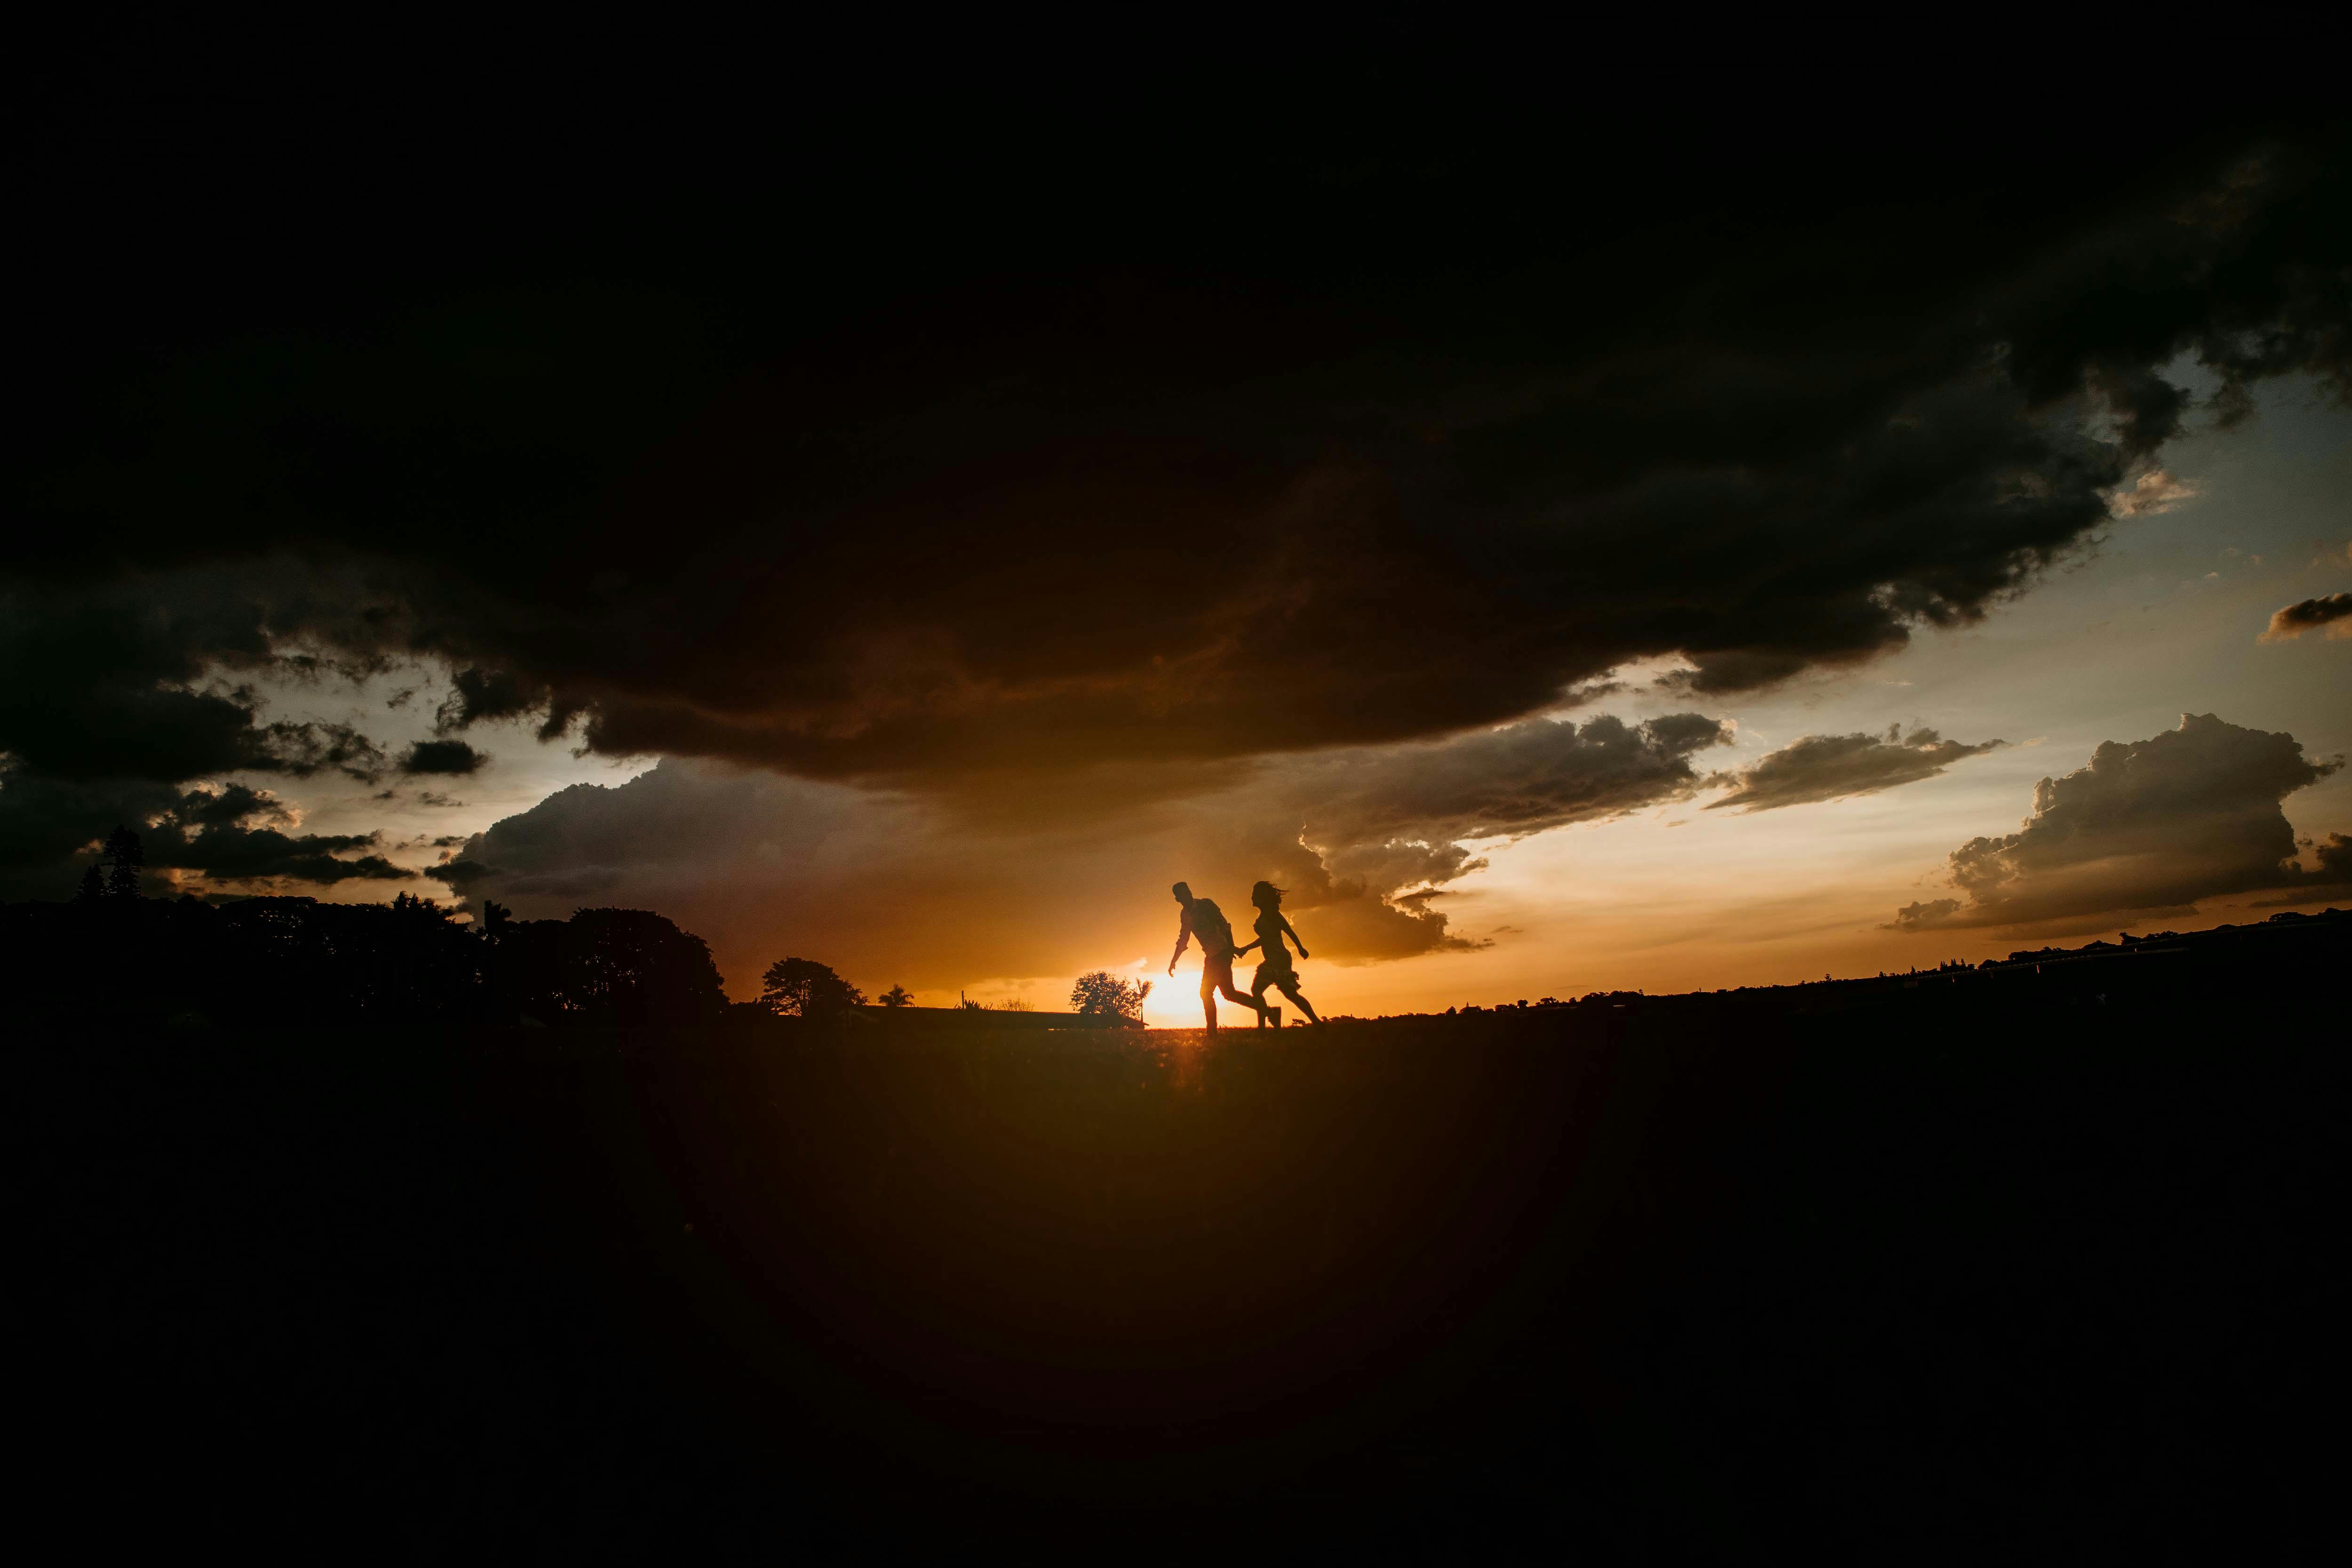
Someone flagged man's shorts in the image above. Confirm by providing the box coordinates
[1200,952,1237,993]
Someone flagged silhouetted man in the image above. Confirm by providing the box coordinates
[1168,882,1263,1031]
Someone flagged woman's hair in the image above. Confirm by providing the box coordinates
[1250,880,1285,910]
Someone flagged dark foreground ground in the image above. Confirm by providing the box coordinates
[17,934,2340,1555]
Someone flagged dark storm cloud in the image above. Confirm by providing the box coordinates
[0,768,413,899]
[0,571,392,785]
[435,667,579,741]
[173,781,294,830]
[1889,714,2345,931]
[2260,591,2352,641]
[1708,725,2004,812]
[140,785,413,886]
[398,740,486,777]
[8,120,2349,805]
[257,721,389,783]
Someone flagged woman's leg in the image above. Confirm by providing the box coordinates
[1278,979,1321,1025]
[1251,975,1275,1027]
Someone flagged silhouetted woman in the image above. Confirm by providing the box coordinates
[1235,880,1321,1027]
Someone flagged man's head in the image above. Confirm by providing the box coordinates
[1171,881,1192,904]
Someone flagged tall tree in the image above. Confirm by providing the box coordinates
[566,908,729,1027]
[760,957,866,1017]
[878,984,914,1009]
[73,865,104,902]
[101,826,144,899]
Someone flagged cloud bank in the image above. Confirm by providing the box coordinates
[1890,713,2347,932]
[430,714,1732,991]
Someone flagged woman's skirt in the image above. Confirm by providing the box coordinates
[1253,952,1298,991]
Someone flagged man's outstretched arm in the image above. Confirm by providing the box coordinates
[1167,915,1193,976]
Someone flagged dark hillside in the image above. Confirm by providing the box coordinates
[13,916,2342,1554]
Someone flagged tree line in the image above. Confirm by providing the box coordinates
[8,827,1155,1030]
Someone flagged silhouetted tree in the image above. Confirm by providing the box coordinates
[486,908,724,1028]
[3,890,732,1030]
[352,892,483,1017]
[565,908,729,1027]
[480,899,512,940]
[73,865,104,903]
[879,984,914,1008]
[494,918,578,1023]
[101,826,144,899]
[1071,971,1152,1026]
[759,957,866,1017]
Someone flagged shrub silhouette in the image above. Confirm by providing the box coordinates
[1070,971,1152,1025]
[878,984,914,1008]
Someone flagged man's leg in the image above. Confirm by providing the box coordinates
[1203,958,1258,1029]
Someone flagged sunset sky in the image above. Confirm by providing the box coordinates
[8,100,2347,1022]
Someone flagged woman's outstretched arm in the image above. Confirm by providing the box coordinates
[1281,915,1309,957]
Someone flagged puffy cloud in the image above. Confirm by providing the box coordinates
[1889,898,1963,930]
[2107,468,2200,517]
[2260,592,2352,642]
[1889,714,2347,931]
[1708,724,2003,812]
